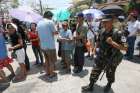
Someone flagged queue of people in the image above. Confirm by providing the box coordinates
[0,10,140,91]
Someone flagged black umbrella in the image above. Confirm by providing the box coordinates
[101,5,125,16]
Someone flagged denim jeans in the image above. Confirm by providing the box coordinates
[32,46,43,64]
[126,36,136,58]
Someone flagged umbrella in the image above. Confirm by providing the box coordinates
[9,6,43,23]
[101,5,125,16]
[52,9,71,21]
[83,9,104,19]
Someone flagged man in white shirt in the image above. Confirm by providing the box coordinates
[125,14,140,59]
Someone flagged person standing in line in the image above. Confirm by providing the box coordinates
[73,13,88,73]
[28,23,43,65]
[37,11,58,78]
[7,23,26,81]
[58,22,73,73]
[125,13,140,60]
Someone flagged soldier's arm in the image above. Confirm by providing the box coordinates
[106,37,127,51]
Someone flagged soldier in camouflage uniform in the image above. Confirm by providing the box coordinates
[82,16,127,93]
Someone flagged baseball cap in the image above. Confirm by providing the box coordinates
[76,12,84,17]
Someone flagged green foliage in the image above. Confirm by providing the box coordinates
[11,0,19,8]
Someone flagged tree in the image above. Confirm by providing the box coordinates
[11,0,19,8]
[69,0,95,15]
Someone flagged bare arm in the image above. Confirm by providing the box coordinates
[13,38,23,49]
[106,37,127,51]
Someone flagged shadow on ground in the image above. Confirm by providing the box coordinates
[38,74,58,83]
[14,62,45,76]
[0,82,10,93]
[82,84,114,93]
[27,63,44,75]
[125,55,140,64]
[72,69,89,78]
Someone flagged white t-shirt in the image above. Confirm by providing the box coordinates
[134,20,140,30]
[87,31,94,40]
[127,20,140,37]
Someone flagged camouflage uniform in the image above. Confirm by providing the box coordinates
[82,29,125,92]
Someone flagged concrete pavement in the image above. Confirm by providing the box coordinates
[0,43,140,93]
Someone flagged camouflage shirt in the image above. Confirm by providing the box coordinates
[98,30,113,58]
[74,23,88,47]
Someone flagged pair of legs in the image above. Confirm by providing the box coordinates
[43,49,57,77]
[61,50,71,73]
[126,36,136,59]
[23,42,30,70]
[0,58,15,82]
[74,46,84,73]
[32,46,43,65]
[0,64,15,82]
[82,57,117,92]
[15,49,27,80]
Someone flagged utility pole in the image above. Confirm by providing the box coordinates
[39,0,43,15]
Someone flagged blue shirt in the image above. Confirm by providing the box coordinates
[37,19,56,50]
[0,32,7,60]
[60,29,73,50]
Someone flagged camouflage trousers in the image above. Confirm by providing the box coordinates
[89,56,118,84]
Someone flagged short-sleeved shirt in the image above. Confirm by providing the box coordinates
[74,24,88,47]
[37,19,56,50]
[9,32,23,51]
[0,32,7,59]
[134,20,140,30]
[28,31,39,47]
[127,20,140,37]
[60,29,73,50]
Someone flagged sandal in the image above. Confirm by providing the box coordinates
[12,75,26,83]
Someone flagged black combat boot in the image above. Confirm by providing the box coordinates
[82,82,94,92]
[104,82,112,93]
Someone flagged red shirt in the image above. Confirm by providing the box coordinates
[28,31,39,47]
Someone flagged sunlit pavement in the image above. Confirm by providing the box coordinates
[1,37,140,93]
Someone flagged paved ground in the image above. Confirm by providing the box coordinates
[1,38,140,93]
